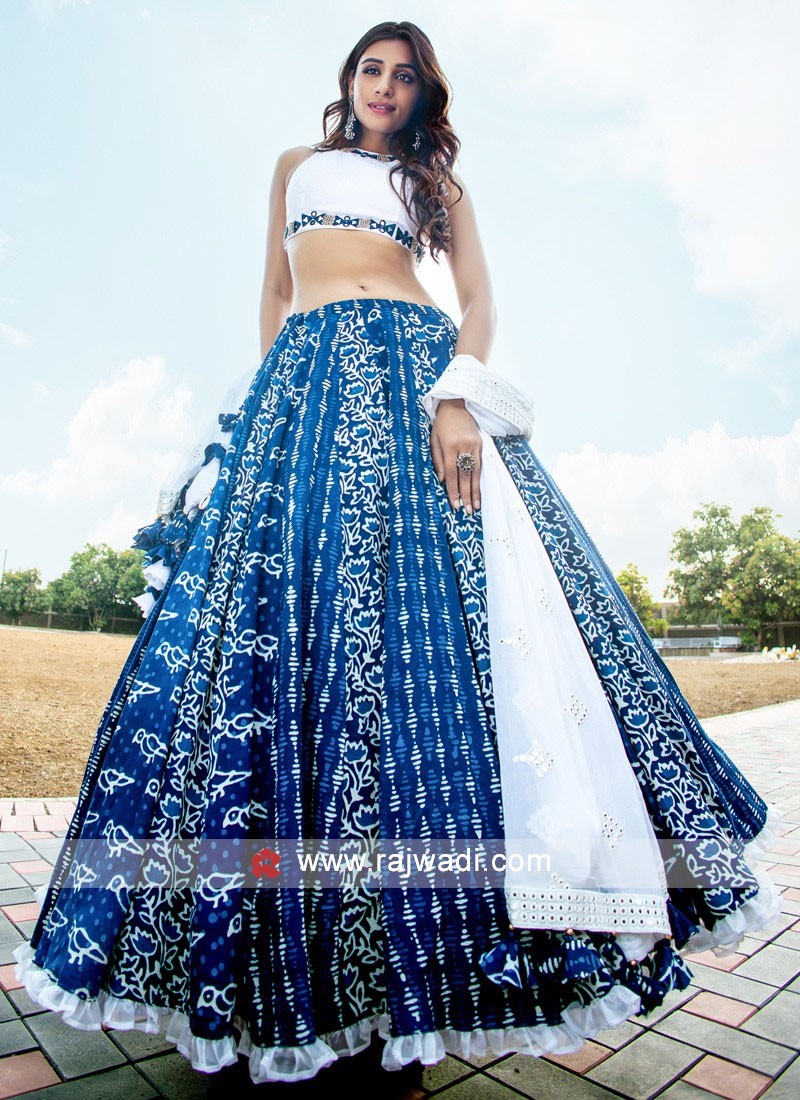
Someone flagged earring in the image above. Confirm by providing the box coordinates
[345,95,356,141]
[413,128,421,151]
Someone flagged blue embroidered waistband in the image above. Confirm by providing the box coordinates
[284,210,425,262]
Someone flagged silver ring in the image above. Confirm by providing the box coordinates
[456,451,476,472]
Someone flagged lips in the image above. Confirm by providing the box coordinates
[368,103,395,113]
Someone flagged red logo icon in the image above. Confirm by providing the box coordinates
[252,846,281,879]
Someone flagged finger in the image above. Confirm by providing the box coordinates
[430,433,445,483]
[458,465,473,515]
[460,447,482,513]
[471,453,482,510]
[445,460,461,511]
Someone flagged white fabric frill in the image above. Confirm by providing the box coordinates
[13,935,646,1081]
[679,802,785,958]
[15,807,785,1084]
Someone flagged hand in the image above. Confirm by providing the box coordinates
[429,398,482,514]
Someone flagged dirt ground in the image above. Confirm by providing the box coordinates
[1,626,799,798]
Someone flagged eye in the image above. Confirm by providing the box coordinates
[398,73,415,84]
[363,65,379,75]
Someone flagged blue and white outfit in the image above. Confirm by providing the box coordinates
[14,146,783,1084]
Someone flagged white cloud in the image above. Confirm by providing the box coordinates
[552,418,800,600]
[2,356,195,506]
[32,379,52,399]
[0,322,32,349]
[456,0,800,374]
[87,501,149,549]
[29,0,91,25]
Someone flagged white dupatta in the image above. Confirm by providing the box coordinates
[423,355,671,961]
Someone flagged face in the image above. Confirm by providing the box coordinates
[348,38,422,144]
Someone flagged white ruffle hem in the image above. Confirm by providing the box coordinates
[14,801,784,1083]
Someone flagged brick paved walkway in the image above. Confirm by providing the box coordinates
[0,701,798,1099]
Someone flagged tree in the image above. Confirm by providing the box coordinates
[666,502,800,645]
[0,567,46,621]
[46,543,145,630]
[615,563,663,636]
[722,533,800,647]
[665,503,737,625]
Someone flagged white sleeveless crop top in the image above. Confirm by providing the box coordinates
[283,147,425,264]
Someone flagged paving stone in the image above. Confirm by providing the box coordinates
[14,803,47,817]
[105,1024,184,1060]
[0,887,36,906]
[0,1017,37,1057]
[19,1065,160,1100]
[7,860,51,875]
[658,1083,738,1099]
[736,937,771,958]
[772,873,800,890]
[0,850,38,865]
[488,1054,622,1099]
[590,1018,643,1050]
[6,985,49,1017]
[135,1051,255,1098]
[772,930,800,952]
[683,1053,773,1100]
[2,902,41,924]
[653,1008,794,1076]
[734,945,800,987]
[0,913,23,945]
[634,983,701,1026]
[682,991,758,1027]
[687,964,776,1005]
[0,866,26,891]
[0,963,22,992]
[740,990,800,1049]
[0,834,35,851]
[458,1048,514,1069]
[0,992,18,1025]
[584,1030,703,1099]
[418,1053,473,1092]
[760,1054,800,1098]
[0,941,25,966]
[544,1039,611,1073]
[747,913,798,942]
[0,816,35,834]
[688,950,748,972]
[19,874,51,891]
[26,1010,128,1078]
[0,1049,60,1095]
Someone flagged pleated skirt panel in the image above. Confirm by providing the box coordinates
[14,297,780,1081]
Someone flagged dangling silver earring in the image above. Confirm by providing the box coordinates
[413,128,421,151]
[345,95,356,141]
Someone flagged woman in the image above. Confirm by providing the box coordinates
[14,19,782,1090]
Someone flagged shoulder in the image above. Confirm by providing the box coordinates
[442,168,468,209]
[275,145,318,187]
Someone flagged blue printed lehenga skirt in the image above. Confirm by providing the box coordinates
[14,298,782,1083]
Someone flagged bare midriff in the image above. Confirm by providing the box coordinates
[286,228,439,315]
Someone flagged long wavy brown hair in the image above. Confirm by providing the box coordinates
[314,21,463,263]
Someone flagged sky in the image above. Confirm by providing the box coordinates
[1,0,798,601]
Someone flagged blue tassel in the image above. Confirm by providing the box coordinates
[478,930,533,990]
[667,897,700,947]
[132,518,164,552]
[562,934,605,981]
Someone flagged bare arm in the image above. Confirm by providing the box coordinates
[258,149,303,359]
[429,172,496,514]
[445,173,498,364]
